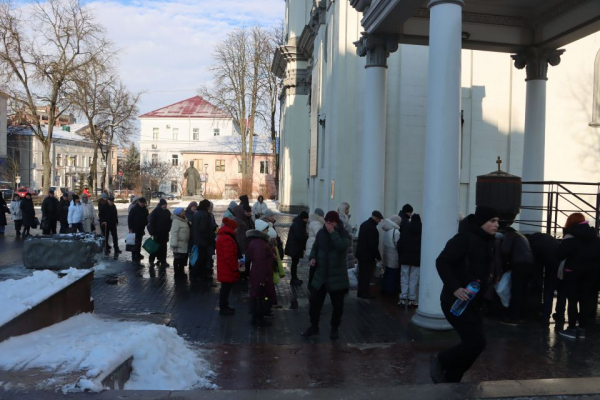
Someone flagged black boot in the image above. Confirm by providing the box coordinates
[301,325,319,337]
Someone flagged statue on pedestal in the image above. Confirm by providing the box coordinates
[184,161,202,196]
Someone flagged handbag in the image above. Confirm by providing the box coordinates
[494,271,512,308]
[125,232,136,246]
[32,217,40,229]
[40,218,51,232]
[142,237,160,255]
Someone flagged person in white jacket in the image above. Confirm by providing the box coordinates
[9,194,23,237]
[252,195,269,220]
[379,215,402,294]
[170,207,191,277]
[81,194,97,233]
[305,208,325,259]
[67,195,85,233]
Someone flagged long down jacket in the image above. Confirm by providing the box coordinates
[379,219,400,269]
[284,216,308,258]
[305,213,325,257]
[309,225,352,293]
[170,213,191,254]
[246,229,276,302]
[216,225,241,284]
[557,222,600,273]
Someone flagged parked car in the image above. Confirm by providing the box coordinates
[0,189,13,200]
[16,187,35,198]
[152,191,177,200]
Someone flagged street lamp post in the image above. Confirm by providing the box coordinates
[204,163,208,198]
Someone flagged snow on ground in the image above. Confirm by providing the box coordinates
[0,313,216,392]
[0,268,90,327]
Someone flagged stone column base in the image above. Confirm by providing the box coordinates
[277,203,309,214]
[412,309,453,330]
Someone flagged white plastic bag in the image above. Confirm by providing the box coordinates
[125,232,136,246]
[494,271,512,308]
[348,269,358,289]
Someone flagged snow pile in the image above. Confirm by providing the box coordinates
[0,268,91,326]
[0,313,216,392]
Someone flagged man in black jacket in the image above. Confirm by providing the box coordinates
[58,192,70,233]
[431,206,498,384]
[148,198,172,267]
[192,199,215,280]
[41,190,59,234]
[128,197,149,262]
[100,196,120,256]
[284,210,309,286]
[355,211,383,299]
[398,204,413,234]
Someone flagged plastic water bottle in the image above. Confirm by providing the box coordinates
[450,281,480,317]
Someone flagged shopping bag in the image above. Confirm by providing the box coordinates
[40,218,50,232]
[142,237,160,255]
[494,271,512,308]
[125,232,136,246]
[32,217,40,229]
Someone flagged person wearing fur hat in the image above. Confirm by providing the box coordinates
[356,211,383,299]
[217,217,242,316]
[430,206,499,384]
[285,210,309,286]
[170,207,190,277]
[379,215,402,295]
[148,198,172,267]
[128,197,149,262]
[301,211,351,340]
[247,219,276,326]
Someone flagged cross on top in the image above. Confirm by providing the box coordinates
[496,156,502,171]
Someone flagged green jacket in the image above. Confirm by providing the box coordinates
[309,227,351,292]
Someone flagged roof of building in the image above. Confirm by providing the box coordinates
[8,125,93,143]
[139,96,229,119]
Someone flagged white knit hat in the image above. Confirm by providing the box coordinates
[255,220,269,232]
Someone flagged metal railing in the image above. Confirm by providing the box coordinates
[518,181,600,237]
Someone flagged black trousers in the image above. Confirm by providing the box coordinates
[309,285,345,329]
[150,235,168,264]
[564,271,594,329]
[509,263,534,320]
[357,259,376,297]
[47,219,57,234]
[291,257,300,280]
[220,282,233,309]
[308,266,317,286]
[60,220,69,234]
[438,301,486,383]
[104,225,119,252]
[192,246,210,279]
[542,263,566,321]
[133,232,144,260]
[14,220,22,235]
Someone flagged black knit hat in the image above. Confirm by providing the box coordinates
[474,206,499,226]
[158,198,167,206]
[372,210,384,220]
[401,204,413,214]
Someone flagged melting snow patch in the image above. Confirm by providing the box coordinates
[0,313,216,392]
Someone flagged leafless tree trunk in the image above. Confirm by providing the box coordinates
[0,0,109,194]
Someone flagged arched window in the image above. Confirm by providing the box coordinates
[591,48,600,127]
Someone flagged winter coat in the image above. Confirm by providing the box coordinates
[9,199,22,221]
[41,196,59,220]
[398,215,422,267]
[67,201,84,224]
[233,205,254,253]
[127,197,139,214]
[355,218,382,261]
[58,198,70,224]
[378,219,400,269]
[526,232,560,270]
[148,206,172,238]
[309,225,352,293]
[399,212,411,235]
[246,229,276,301]
[0,198,9,227]
[436,214,496,305]
[192,209,215,249]
[499,227,534,270]
[99,203,118,228]
[128,203,149,234]
[170,213,191,254]
[284,216,308,258]
[81,201,96,223]
[557,223,600,273]
[216,225,241,284]
[305,213,325,257]
[252,201,269,218]
[20,197,36,227]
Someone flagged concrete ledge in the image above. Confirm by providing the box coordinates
[2,377,600,399]
[0,271,94,342]
[277,203,309,214]
[23,234,104,270]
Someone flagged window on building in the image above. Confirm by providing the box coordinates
[215,159,225,172]
[260,161,269,174]
[213,128,220,136]
[193,128,199,140]
[151,154,158,165]
[171,180,178,193]
[173,128,179,140]
[153,127,159,140]
[89,156,92,167]
[73,156,78,167]
[56,154,62,167]
[172,154,179,166]
[67,155,72,166]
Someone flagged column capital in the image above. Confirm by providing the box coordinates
[511,48,565,81]
[428,0,464,8]
[354,33,399,68]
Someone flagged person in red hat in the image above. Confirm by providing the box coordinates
[217,217,242,316]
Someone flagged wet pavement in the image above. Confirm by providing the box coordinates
[1,204,600,392]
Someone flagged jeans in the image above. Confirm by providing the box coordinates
[59,220,69,233]
[71,223,84,233]
[438,301,486,383]
[309,284,345,329]
[220,282,233,309]
[400,265,420,301]
[357,259,376,297]
[103,225,119,253]
[43,218,57,235]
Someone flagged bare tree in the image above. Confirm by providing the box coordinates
[0,0,110,194]
[140,160,175,194]
[0,153,20,190]
[201,26,272,197]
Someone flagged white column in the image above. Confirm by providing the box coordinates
[511,48,564,232]
[412,0,464,330]
[354,34,398,222]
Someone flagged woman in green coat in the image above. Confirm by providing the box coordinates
[301,211,351,340]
